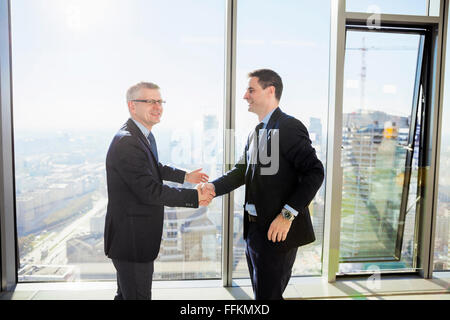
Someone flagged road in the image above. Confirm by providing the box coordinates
[21,197,108,267]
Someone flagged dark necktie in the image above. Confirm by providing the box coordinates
[255,122,264,141]
[250,122,264,179]
[147,132,159,163]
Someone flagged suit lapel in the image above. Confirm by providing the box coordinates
[127,119,152,151]
[126,119,161,177]
[259,108,282,157]
[244,107,283,184]
[265,107,283,131]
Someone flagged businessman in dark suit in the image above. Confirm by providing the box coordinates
[104,82,214,300]
[201,69,324,300]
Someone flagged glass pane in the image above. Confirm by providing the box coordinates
[233,0,329,279]
[339,30,421,273]
[346,0,429,16]
[12,0,225,282]
[434,18,450,272]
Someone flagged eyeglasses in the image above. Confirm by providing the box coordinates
[132,99,166,105]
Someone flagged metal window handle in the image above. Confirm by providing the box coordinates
[397,143,413,151]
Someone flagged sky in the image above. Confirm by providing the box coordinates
[9,0,435,139]
[344,31,421,117]
[11,0,226,133]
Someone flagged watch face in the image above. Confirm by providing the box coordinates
[283,210,292,219]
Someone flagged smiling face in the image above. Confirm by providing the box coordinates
[243,76,276,119]
[128,88,163,130]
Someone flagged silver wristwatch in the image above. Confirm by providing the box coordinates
[281,208,295,222]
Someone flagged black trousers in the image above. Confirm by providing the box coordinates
[112,258,154,300]
[245,221,298,300]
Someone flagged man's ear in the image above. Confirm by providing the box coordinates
[268,85,276,98]
[127,100,134,115]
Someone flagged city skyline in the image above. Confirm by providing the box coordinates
[14,112,326,281]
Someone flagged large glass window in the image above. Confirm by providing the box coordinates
[339,29,425,274]
[10,0,446,286]
[12,0,225,282]
[232,0,329,279]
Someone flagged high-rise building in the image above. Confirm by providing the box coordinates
[340,110,413,261]
[156,203,218,280]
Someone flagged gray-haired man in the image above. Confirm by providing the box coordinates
[104,82,214,299]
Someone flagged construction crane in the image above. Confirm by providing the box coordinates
[347,36,417,109]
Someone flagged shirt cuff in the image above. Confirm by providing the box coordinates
[284,204,298,217]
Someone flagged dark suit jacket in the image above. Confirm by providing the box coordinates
[104,119,198,262]
[212,107,324,251]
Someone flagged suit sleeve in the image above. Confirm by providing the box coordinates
[113,136,198,208]
[211,147,247,197]
[158,163,186,184]
[280,118,324,211]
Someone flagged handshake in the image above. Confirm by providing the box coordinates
[196,183,216,207]
[185,168,216,207]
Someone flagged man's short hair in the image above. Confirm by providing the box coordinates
[248,69,283,101]
[126,82,160,102]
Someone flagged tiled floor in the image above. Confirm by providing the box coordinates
[1,273,449,300]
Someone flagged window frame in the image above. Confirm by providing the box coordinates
[325,0,447,280]
[0,0,18,291]
[338,26,429,264]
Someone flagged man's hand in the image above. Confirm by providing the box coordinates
[185,168,209,184]
[267,213,292,242]
[197,183,215,206]
[200,183,215,194]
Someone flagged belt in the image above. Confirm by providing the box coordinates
[248,215,257,222]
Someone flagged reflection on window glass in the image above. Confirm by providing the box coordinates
[233,0,329,279]
[12,0,225,282]
[346,0,428,16]
[339,31,421,273]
